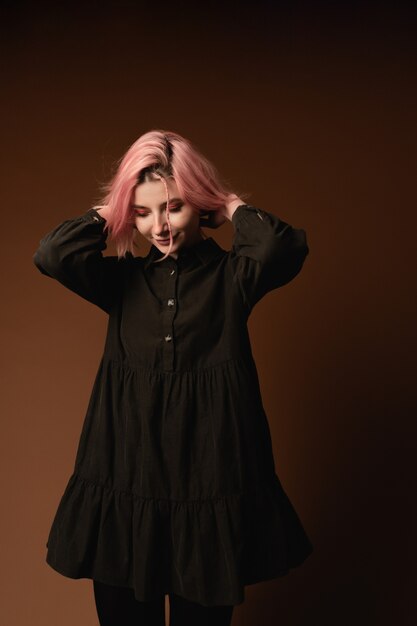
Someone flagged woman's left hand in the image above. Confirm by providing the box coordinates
[199,194,246,228]
[199,209,227,229]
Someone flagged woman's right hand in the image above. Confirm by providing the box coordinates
[93,205,112,221]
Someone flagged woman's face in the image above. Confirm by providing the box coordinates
[132,177,203,259]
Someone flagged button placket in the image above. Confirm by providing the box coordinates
[162,262,178,371]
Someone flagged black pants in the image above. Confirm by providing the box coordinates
[93,580,235,626]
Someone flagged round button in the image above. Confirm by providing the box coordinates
[164,334,172,342]
[167,298,175,307]
[170,269,176,275]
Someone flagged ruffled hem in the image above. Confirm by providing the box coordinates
[45,472,313,607]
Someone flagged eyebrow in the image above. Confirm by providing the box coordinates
[132,198,183,210]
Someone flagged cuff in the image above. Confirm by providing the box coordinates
[82,208,107,224]
[231,204,265,228]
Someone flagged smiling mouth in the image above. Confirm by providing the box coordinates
[155,234,179,245]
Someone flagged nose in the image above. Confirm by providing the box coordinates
[152,212,169,237]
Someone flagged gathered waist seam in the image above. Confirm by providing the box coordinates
[72,471,248,503]
[102,355,243,375]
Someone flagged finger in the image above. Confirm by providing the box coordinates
[199,212,215,227]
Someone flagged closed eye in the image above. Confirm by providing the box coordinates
[134,204,183,218]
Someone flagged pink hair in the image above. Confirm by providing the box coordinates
[92,129,250,262]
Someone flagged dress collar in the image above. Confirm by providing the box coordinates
[143,236,225,270]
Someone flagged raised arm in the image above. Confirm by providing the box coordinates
[33,208,129,314]
[228,204,309,312]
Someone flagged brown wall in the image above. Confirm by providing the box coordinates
[2,2,416,625]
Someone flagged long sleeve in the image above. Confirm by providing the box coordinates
[229,204,309,312]
[33,208,129,314]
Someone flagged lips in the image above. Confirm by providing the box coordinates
[155,234,179,245]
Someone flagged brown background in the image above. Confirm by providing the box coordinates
[1,1,416,625]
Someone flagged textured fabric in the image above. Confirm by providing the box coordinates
[33,203,314,607]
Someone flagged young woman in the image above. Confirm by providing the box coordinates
[33,130,313,625]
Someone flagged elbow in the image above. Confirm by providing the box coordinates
[290,228,309,272]
[282,251,308,286]
[290,232,309,276]
[300,240,309,265]
[33,244,57,277]
[297,227,309,260]
[272,232,309,288]
[276,226,309,269]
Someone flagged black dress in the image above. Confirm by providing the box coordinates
[33,203,313,607]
